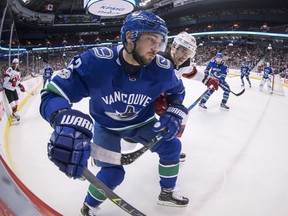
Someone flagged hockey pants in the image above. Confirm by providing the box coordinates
[200,81,230,105]
[84,119,182,207]
[259,78,272,93]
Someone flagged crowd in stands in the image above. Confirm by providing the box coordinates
[1,42,287,91]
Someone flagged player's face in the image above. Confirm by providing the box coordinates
[13,63,19,68]
[135,33,165,65]
[215,57,222,64]
[172,45,191,66]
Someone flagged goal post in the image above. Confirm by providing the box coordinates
[272,74,285,96]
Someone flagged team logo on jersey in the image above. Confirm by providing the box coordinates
[105,105,140,121]
[93,47,113,59]
[156,55,170,69]
[58,68,71,79]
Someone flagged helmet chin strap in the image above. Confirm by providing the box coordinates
[124,41,146,66]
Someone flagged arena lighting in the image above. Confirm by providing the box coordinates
[86,0,136,16]
[1,31,287,53]
[185,31,288,39]
[0,46,26,51]
[31,42,113,51]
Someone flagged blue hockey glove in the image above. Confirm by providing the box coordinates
[48,109,93,179]
[153,104,188,141]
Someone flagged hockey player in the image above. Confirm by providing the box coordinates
[199,53,230,110]
[240,62,251,87]
[155,31,219,161]
[42,65,54,88]
[159,31,218,88]
[39,10,189,215]
[259,62,273,94]
[3,58,25,121]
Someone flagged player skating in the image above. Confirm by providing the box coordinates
[40,10,190,215]
[259,62,273,94]
[199,53,230,110]
[3,58,26,122]
[42,64,54,88]
[240,62,251,87]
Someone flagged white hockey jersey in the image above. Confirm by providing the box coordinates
[3,67,22,91]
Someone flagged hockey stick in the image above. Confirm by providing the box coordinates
[91,130,165,165]
[219,83,245,96]
[82,168,146,216]
[210,73,245,96]
[25,90,34,96]
[90,89,212,164]
[177,87,212,138]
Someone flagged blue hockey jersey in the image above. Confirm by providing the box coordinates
[43,66,54,79]
[40,45,185,130]
[204,59,228,82]
[262,66,273,79]
[240,66,250,76]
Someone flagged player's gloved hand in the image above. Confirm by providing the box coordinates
[153,103,188,141]
[154,94,168,116]
[18,84,25,92]
[48,109,93,179]
[202,74,219,90]
[11,77,18,87]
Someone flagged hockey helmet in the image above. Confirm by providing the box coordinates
[12,58,19,64]
[172,32,197,58]
[121,10,168,51]
[215,53,223,59]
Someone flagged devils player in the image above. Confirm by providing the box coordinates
[154,32,219,161]
[3,58,25,121]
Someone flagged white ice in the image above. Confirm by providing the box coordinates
[7,76,288,216]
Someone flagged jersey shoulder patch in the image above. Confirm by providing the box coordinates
[155,55,171,69]
[92,47,114,59]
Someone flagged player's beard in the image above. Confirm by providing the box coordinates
[133,50,156,66]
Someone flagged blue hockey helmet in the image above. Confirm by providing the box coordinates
[216,53,223,59]
[121,10,168,46]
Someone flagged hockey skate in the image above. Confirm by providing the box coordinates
[158,188,189,207]
[199,103,207,110]
[12,112,20,122]
[180,153,186,162]
[220,103,230,110]
[80,202,100,216]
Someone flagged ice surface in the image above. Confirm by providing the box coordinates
[8,76,288,216]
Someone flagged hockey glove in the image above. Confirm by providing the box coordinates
[153,104,188,141]
[202,75,219,90]
[18,84,25,92]
[11,77,18,87]
[48,109,93,179]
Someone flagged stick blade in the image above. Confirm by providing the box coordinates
[235,88,245,96]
